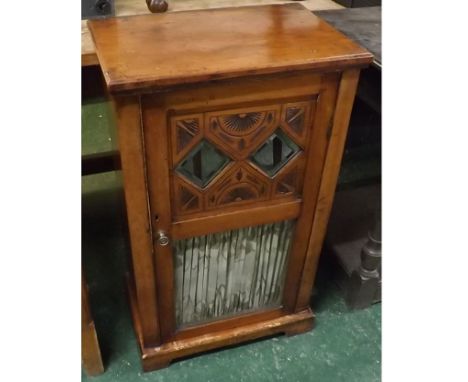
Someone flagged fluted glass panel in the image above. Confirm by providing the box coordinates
[173,220,295,327]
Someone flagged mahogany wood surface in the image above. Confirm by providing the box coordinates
[81,0,345,67]
[282,72,340,311]
[174,307,285,341]
[172,199,302,239]
[91,3,372,372]
[127,275,314,371]
[140,96,177,342]
[113,96,161,346]
[140,66,338,348]
[88,3,372,93]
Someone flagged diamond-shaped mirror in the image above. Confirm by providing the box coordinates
[176,140,230,188]
[250,129,300,177]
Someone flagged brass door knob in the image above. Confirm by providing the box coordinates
[158,231,170,246]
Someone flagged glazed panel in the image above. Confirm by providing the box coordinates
[173,220,295,327]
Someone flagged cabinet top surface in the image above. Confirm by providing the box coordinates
[88,3,373,93]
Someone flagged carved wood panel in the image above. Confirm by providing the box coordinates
[272,153,306,199]
[169,99,316,218]
[170,113,203,164]
[206,162,270,209]
[280,101,315,147]
[173,175,204,216]
[205,105,280,160]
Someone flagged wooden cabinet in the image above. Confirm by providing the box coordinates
[89,3,372,371]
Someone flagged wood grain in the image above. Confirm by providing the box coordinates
[134,67,331,351]
[102,3,371,371]
[113,96,161,346]
[166,97,314,218]
[173,307,285,340]
[172,199,302,239]
[282,72,340,310]
[141,96,177,342]
[81,0,343,67]
[127,274,314,371]
[295,68,361,311]
[88,4,372,92]
[158,71,323,112]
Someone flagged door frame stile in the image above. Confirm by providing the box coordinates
[141,95,177,342]
[281,72,341,312]
[114,95,161,346]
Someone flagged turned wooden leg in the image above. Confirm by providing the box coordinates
[346,203,381,309]
[146,0,168,13]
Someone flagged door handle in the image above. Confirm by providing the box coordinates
[157,231,170,247]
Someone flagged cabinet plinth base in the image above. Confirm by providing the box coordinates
[127,277,315,372]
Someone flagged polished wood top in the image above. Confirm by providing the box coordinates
[81,0,344,67]
[88,3,372,93]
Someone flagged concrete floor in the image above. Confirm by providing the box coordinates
[82,92,381,381]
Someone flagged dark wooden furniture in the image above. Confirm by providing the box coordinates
[81,151,120,176]
[82,0,115,19]
[325,185,381,308]
[146,0,168,13]
[82,275,105,376]
[89,3,372,371]
[316,6,381,309]
[348,198,381,307]
[333,0,381,8]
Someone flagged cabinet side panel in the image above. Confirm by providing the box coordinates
[113,95,160,345]
[295,68,361,311]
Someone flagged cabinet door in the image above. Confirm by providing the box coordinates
[142,72,340,341]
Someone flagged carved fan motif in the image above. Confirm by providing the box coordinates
[206,164,269,209]
[218,184,259,205]
[218,112,265,136]
[206,107,279,160]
